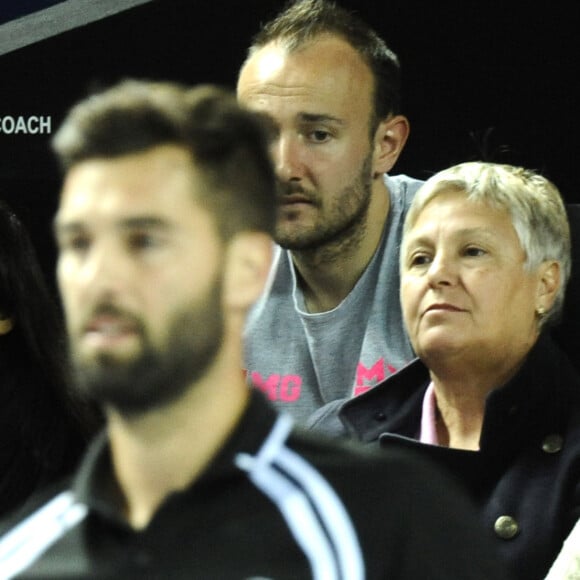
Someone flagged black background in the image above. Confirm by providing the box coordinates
[0,0,578,289]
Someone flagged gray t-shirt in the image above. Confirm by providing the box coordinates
[243,174,422,428]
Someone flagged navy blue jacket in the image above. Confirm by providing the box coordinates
[340,333,580,580]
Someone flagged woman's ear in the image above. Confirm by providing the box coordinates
[371,114,410,177]
[0,316,14,335]
[536,260,561,312]
[223,232,272,312]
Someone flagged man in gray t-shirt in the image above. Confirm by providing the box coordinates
[237,0,422,429]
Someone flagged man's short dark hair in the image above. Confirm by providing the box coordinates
[52,80,276,239]
[245,0,401,127]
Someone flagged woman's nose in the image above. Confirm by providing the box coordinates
[426,253,457,287]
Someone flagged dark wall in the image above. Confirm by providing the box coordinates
[0,0,578,289]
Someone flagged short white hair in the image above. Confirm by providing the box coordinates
[402,162,571,328]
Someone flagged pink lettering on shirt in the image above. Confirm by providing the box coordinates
[354,358,397,396]
[250,372,281,401]
[249,372,302,402]
[279,375,302,402]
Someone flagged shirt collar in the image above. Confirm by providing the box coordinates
[419,382,439,445]
[70,389,280,522]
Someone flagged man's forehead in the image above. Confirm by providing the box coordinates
[59,147,202,207]
[240,35,372,92]
[238,39,374,127]
[55,153,213,234]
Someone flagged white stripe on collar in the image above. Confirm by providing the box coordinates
[236,414,364,580]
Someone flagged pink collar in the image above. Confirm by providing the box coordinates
[419,382,440,445]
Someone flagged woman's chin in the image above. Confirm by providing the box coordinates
[413,332,470,361]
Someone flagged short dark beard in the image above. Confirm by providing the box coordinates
[275,153,373,254]
[70,278,223,418]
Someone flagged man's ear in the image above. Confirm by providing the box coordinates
[0,316,14,335]
[223,232,272,311]
[371,114,410,176]
[536,260,561,313]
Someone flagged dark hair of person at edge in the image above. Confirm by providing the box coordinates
[0,199,96,516]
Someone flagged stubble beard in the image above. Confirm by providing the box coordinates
[274,154,374,261]
[69,278,224,418]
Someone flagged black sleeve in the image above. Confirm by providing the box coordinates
[332,446,513,580]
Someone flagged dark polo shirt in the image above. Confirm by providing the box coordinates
[0,390,507,579]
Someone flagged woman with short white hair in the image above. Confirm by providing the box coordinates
[337,162,580,580]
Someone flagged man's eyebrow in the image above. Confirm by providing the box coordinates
[297,112,345,125]
[117,217,171,230]
[53,216,171,236]
[253,111,345,133]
